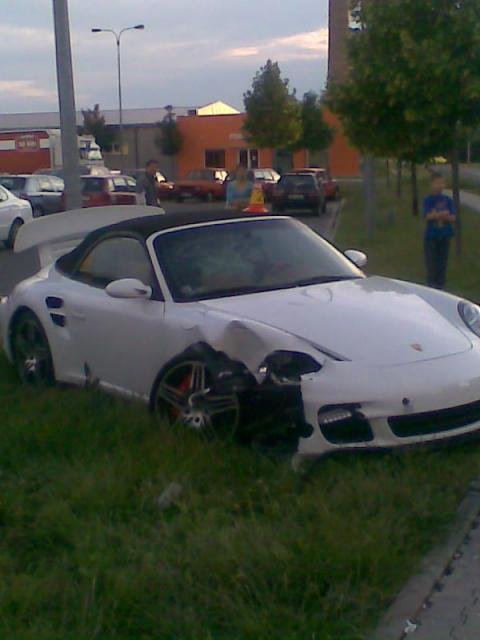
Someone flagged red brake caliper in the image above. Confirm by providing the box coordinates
[171,372,192,419]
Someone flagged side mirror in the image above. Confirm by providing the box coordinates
[106,278,152,300]
[345,249,368,268]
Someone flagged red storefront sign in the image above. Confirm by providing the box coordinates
[15,133,41,152]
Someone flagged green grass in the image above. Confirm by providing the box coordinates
[337,171,480,302]
[2,176,480,639]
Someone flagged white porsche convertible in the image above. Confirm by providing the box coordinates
[2,206,480,459]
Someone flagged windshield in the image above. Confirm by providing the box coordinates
[153,218,364,302]
[0,176,26,192]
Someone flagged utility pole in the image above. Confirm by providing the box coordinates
[52,0,82,210]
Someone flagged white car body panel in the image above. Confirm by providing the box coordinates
[0,186,32,243]
[3,211,480,460]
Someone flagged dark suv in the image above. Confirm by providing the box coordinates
[0,174,64,217]
[272,173,326,215]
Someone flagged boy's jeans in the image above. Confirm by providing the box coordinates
[424,237,450,289]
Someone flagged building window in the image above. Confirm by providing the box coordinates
[238,149,259,169]
[205,149,226,168]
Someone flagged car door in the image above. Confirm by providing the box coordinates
[49,176,65,212]
[64,234,167,398]
[36,176,59,215]
[0,186,16,240]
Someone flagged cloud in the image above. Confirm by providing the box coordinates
[221,27,328,62]
[0,81,56,101]
[0,24,54,52]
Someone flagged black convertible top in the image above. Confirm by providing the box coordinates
[56,208,277,274]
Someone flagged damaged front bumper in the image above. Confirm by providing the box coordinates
[296,350,480,458]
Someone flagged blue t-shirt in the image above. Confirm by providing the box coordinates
[226,180,253,207]
[423,194,455,240]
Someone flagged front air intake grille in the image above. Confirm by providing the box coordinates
[389,399,480,438]
[320,416,374,445]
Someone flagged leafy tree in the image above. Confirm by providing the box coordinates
[80,104,116,152]
[155,105,184,157]
[155,106,184,179]
[294,91,334,155]
[243,60,302,150]
[329,0,480,245]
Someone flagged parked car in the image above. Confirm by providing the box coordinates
[272,173,326,215]
[225,168,280,202]
[174,169,227,202]
[80,175,137,208]
[0,184,32,248]
[125,169,175,200]
[0,174,64,217]
[6,209,480,463]
[291,168,339,201]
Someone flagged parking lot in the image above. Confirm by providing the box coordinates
[0,200,340,296]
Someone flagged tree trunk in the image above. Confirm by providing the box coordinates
[410,162,419,217]
[363,155,376,238]
[452,134,462,256]
[396,159,402,199]
[386,158,390,188]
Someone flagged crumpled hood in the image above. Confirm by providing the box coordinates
[200,276,471,366]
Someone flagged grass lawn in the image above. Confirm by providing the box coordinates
[337,170,480,303]
[1,175,480,639]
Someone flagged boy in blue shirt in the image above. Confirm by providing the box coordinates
[423,173,456,289]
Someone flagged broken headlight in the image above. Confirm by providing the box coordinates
[259,350,321,385]
[458,301,480,338]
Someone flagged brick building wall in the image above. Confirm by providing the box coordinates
[328,0,350,83]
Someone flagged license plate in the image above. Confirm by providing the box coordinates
[288,194,304,201]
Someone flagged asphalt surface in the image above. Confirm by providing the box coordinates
[0,200,340,296]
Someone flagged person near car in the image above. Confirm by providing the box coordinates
[423,172,456,290]
[136,159,160,207]
[226,165,253,211]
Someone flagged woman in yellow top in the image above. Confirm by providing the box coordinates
[226,165,253,211]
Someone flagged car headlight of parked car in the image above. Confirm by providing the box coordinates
[259,350,322,385]
[458,301,480,338]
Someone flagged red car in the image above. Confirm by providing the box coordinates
[174,168,227,202]
[291,168,339,201]
[80,175,137,208]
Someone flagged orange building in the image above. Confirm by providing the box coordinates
[176,112,360,179]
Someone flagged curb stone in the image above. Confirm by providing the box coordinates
[374,480,480,640]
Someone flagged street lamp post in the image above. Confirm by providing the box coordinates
[91,24,144,169]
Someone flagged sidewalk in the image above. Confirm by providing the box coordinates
[375,484,480,640]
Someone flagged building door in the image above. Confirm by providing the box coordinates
[238,149,259,169]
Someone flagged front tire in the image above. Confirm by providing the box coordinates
[153,358,240,439]
[6,219,23,249]
[11,310,55,386]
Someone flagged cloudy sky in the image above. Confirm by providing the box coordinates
[1,0,329,114]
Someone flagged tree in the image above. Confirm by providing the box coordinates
[80,104,116,152]
[329,0,480,243]
[243,60,302,150]
[155,106,184,179]
[294,92,334,160]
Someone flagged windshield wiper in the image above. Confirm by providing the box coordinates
[289,275,362,287]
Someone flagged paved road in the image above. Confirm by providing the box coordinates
[0,201,340,296]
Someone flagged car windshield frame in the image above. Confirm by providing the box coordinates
[150,217,364,303]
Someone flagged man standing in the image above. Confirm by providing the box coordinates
[423,173,456,289]
[136,159,161,207]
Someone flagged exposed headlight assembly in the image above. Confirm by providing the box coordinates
[259,350,321,385]
[458,301,480,338]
